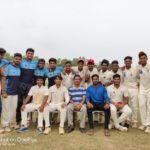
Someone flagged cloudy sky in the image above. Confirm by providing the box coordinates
[0,0,150,65]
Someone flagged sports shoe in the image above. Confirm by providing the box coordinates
[145,126,150,134]
[43,127,51,135]
[79,128,86,133]
[66,126,74,133]
[37,127,43,134]
[17,127,28,133]
[139,125,145,131]
[117,126,128,132]
[59,127,65,135]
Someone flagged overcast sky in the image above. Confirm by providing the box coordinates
[0,0,150,65]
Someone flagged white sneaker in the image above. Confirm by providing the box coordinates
[117,126,128,132]
[0,128,5,134]
[109,123,115,130]
[43,127,51,135]
[139,125,145,131]
[59,127,65,135]
[5,127,11,132]
[145,127,150,134]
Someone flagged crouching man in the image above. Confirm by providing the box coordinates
[43,75,70,135]
[107,74,132,131]
[66,75,87,133]
[18,76,49,134]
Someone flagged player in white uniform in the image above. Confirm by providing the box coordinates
[122,56,139,128]
[72,58,86,86]
[99,59,112,87]
[110,60,123,82]
[61,61,74,89]
[137,52,150,133]
[107,74,132,131]
[85,59,98,87]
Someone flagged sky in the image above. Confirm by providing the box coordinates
[0,0,150,65]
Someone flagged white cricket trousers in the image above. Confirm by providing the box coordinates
[139,89,150,126]
[21,103,44,128]
[44,103,67,128]
[110,104,132,128]
[1,95,18,127]
[128,88,138,123]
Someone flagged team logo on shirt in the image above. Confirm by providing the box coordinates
[139,69,143,74]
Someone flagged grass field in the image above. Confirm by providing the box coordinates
[0,122,150,150]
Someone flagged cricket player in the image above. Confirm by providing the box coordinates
[47,58,63,88]
[0,48,9,116]
[137,51,150,133]
[72,58,87,86]
[0,53,22,133]
[43,75,70,135]
[99,59,112,87]
[16,48,37,128]
[122,56,139,128]
[18,76,49,134]
[85,59,98,87]
[61,61,74,89]
[107,74,132,131]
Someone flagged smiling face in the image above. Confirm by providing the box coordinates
[139,55,147,66]
[26,51,34,60]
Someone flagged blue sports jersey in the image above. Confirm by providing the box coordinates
[34,67,48,77]
[4,64,21,95]
[47,66,63,87]
[20,59,37,84]
[0,59,9,68]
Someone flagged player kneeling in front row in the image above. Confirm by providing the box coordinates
[18,76,49,134]
[43,75,70,135]
[66,75,87,133]
[107,74,132,131]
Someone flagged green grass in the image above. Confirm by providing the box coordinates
[0,123,150,150]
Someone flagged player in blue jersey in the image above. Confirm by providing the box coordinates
[16,48,37,129]
[34,59,48,85]
[0,48,9,117]
[47,58,63,88]
[0,53,22,133]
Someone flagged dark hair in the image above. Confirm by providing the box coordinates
[14,53,22,58]
[65,60,72,65]
[113,74,120,79]
[0,48,6,54]
[111,60,119,65]
[36,76,44,81]
[73,74,82,80]
[26,48,35,53]
[49,58,57,63]
[91,74,99,80]
[124,56,132,61]
[38,59,45,64]
[138,51,147,58]
[101,59,109,66]
[54,75,63,80]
